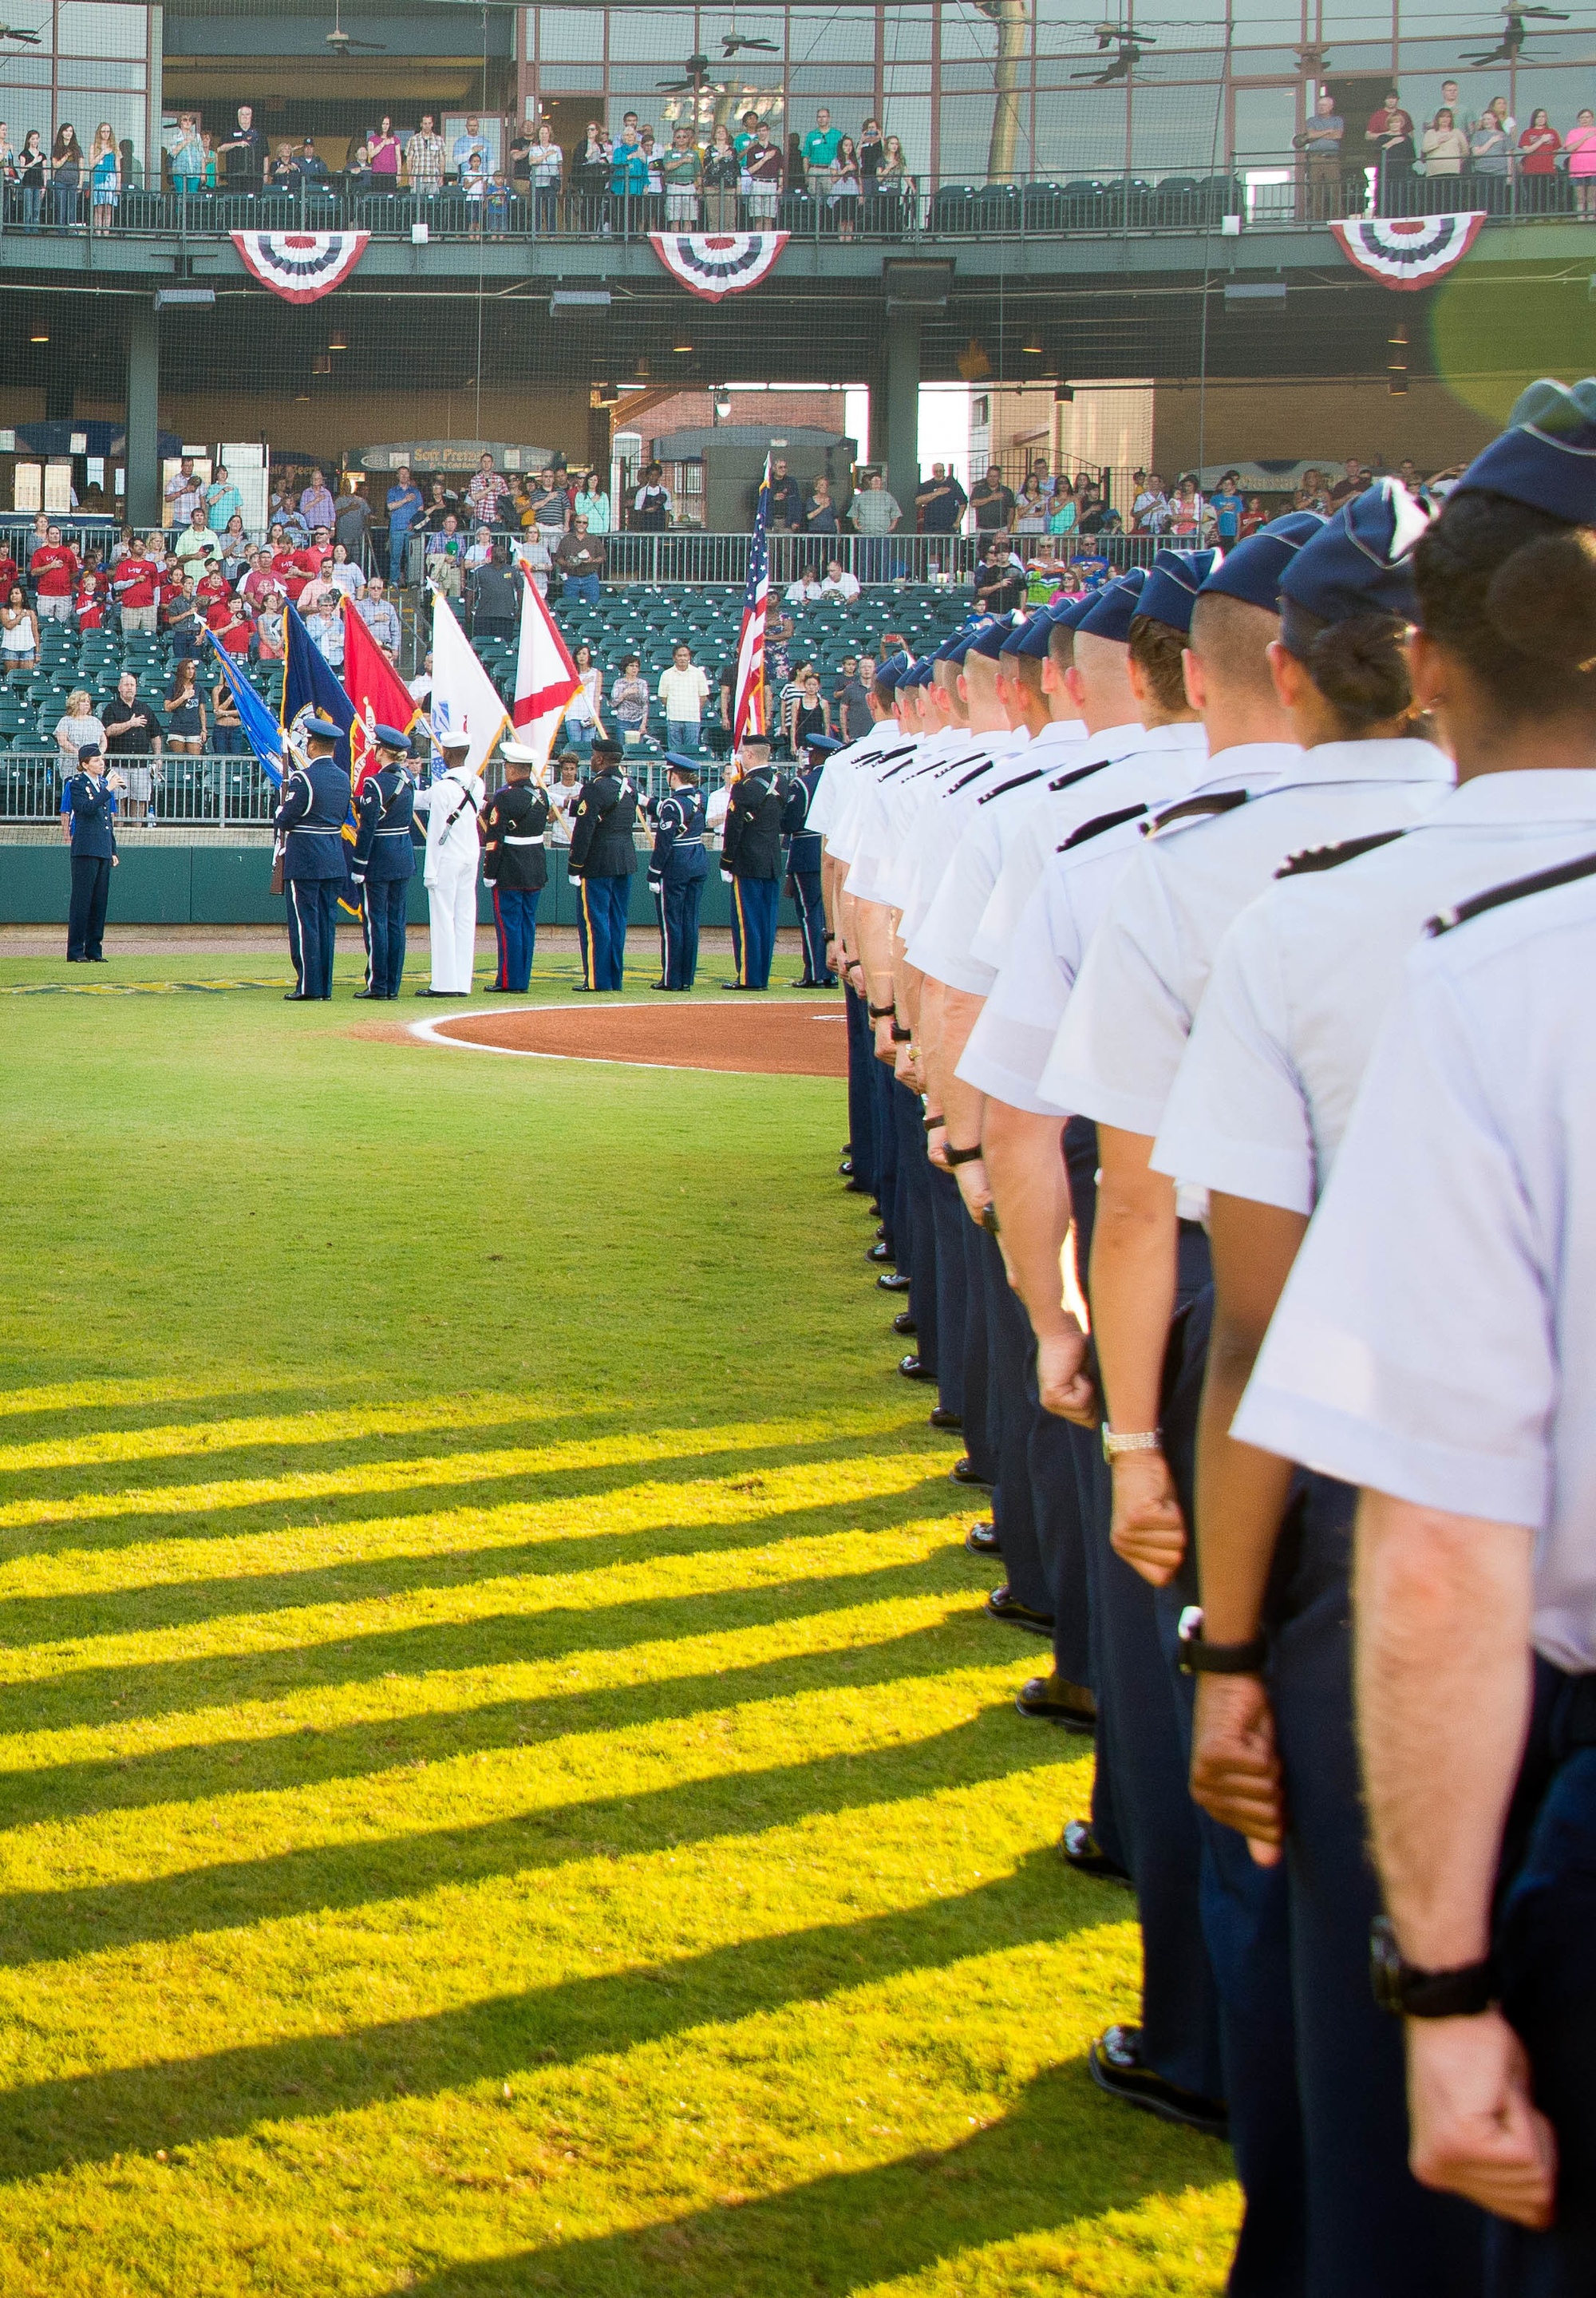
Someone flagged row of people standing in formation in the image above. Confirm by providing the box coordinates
[812,401,1596,2295]
[270,727,841,1003]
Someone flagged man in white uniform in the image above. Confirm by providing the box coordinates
[414,728,484,996]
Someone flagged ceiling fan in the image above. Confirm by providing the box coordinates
[1073,28,1156,81]
[721,33,779,53]
[325,2,387,55]
[0,22,43,40]
[657,51,725,93]
[1463,2,1574,65]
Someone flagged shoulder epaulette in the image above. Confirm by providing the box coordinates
[1275,829,1404,880]
[975,767,1044,807]
[1049,755,1112,794]
[1426,846,1596,936]
[949,755,1002,793]
[1061,802,1147,852]
[1143,789,1250,838]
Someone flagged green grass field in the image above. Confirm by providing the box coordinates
[0,939,1238,2296]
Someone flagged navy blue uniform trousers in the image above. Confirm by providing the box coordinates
[958,1206,998,1488]
[490,884,540,992]
[286,876,339,999]
[68,853,112,959]
[894,1079,938,1382]
[926,1161,967,1422]
[791,866,829,981]
[870,1052,899,1260]
[844,985,877,1197]
[363,879,409,998]
[729,873,779,988]
[977,1225,1051,1619]
[656,878,702,990]
[575,872,628,991]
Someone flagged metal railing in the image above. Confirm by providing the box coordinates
[0,750,281,829]
[0,163,1587,249]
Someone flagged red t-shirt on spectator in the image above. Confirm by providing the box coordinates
[241,567,277,608]
[196,572,230,610]
[272,548,313,602]
[0,555,20,598]
[75,584,104,631]
[31,544,78,597]
[217,603,255,656]
[110,554,159,610]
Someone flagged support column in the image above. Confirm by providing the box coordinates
[126,299,160,528]
[881,307,920,528]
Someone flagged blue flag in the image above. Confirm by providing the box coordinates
[281,600,355,779]
[203,632,286,785]
[279,599,361,916]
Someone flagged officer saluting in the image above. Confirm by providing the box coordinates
[567,734,638,992]
[784,732,840,987]
[482,739,551,994]
[721,733,787,991]
[648,753,709,991]
[350,723,417,1001]
[61,742,124,963]
[275,714,352,1002]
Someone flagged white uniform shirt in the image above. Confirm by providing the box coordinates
[1154,769,1596,1215]
[417,764,485,880]
[957,743,1293,1117]
[904,740,1083,995]
[807,722,900,843]
[885,727,1033,927]
[1234,871,1596,1671]
[816,730,918,862]
[842,732,962,904]
[1041,738,1456,1136]
[970,718,1142,974]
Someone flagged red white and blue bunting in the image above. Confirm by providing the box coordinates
[649,232,788,301]
[1328,212,1486,291]
[231,230,371,303]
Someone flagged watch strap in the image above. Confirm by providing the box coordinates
[891,1023,911,1043]
[867,1001,896,1020]
[1370,1918,1496,2019]
[943,1144,983,1167]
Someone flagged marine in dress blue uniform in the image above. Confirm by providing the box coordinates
[648,753,709,991]
[783,734,840,987]
[275,716,353,1001]
[350,723,417,1001]
[481,739,551,994]
[566,735,638,992]
[61,744,120,962]
[721,735,787,990]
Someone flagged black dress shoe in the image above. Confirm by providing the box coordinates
[891,1311,917,1335]
[818,973,839,986]
[869,1200,882,1217]
[1015,1674,1097,1731]
[843,1178,873,1195]
[569,984,599,993]
[283,991,312,1002]
[964,1521,1001,1556]
[1059,1821,1134,1886]
[1088,2027,1228,2139]
[416,988,468,998]
[950,1457,994,1488]
[838,1156,854,1177]
[984,1584,1055,1635]
[866,1242,893,1265]
[899,1353,934,1381]
[875,1222,887,1240]
[353,988,380,999]
[927,1405,962,1430]
[876,1271,911,1293]
[88,955,108,962]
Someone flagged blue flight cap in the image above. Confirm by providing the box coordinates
[1451,376,1596,522]
[302,715,345,742]
[372,722,412,751]
[967,613,1016,660]
[1135,547,1223,636]
[803,733,843,756]
[872,652,908,696]
[77,742,102,760]
[1196,510,1325,614]
[1279,479,1429,630]
[1012,599,1075,660]
[1075,566,1148,644]
[936,628,981,667]
[662,751,702,775]
[902,657,936,688]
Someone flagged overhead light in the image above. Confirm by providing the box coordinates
[30,330,47,343]
[153,286,215,310]
[294,392,311,402]
[551,288,611,313]
[1021,337,1044,354]
[673,339,693,353]
[1054,383,1075,404]
[1223,282,1286,305]
[328,330,347,351]
[714,390,733,419]
[634,354,650,380]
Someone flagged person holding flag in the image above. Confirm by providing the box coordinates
[275,714,352,1001]
[414,729,484,997]
[481,740,552,993]
[720,734,787,991]
[647,753,709,991]
[349,726,419,1000]
[567,736,638,991]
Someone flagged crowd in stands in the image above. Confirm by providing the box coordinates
[1305,83,1596,216]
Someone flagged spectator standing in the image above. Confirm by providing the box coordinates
[385,465,422,587]
[89,122,120,234]
[110,539,160,632]
[300,468,335,533]
[334,474,373,563]
[305,596,344,670]
[1519,108,1562,208]
[610,124,648,208]
[165,455,203,527]
[451,113,488,178]
[31,528,79,622]
[163,575,203,663]
[17,131,45,231]
[102,672,160,825]
[425,516,464,595]
[1328,457,1368,505]
[561,641,606,749]
[802,106,840,194]
[530,122,562,229]
[356,575,401,658]
[631,462,672,531]
[837,655,874,740]
[745,123,782,221]
[325,543,363,599]
[161,657,206,755]
[972,534,1024,611]
[530,468,569,543]
[49,122,83,226]
[1364,89,1413,208]
[219,104,262,190]
[1301,89,1343,219]
[176,507,221,572]
[850,470,902,580]
[804,474,840,536]
[0,583,38,675]
[733,109,761,157]
[204,465,242,532]
[875,133,915,227]
[764,457,804,528]
[555,517,605,604]
[468,541,522,643]
[1567,106,1596,216]
[573,122,609,220]
[255,590,285,663]
[1421,107,1469,191]
[662,125,701,224]
[547,753,583,843]
[405,116,445,198]
[1209,470,1244,542]
[970,466,1015,532]
[703,124,739,227]
[573,469,610,533]
[468,455,509,525]
[828,135,861,239]
[55,687,107,764]
[367,116,400,184]
[788,668,830,749]
[658,641,709,752]
[859,117,883,183]
[1468,106,1511,203]
[1167,473,1204,534]
[210,666,243,755]
[610,653,650,745]
[1011,477,1047,536]
[915,462,969,536]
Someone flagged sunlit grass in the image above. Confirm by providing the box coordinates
[0,953,1236,2295]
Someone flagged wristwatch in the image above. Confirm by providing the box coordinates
[1176,1604,1268,1676]
[1369,1917,1495,2019]
[1100,1425,1162,1463]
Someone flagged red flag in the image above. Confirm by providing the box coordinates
[342,596,419,793]
[512,572,580,769]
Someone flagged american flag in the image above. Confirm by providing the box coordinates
[731,455,772,742]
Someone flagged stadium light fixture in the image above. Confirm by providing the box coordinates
[551,289,611,313]
[713,388,733,419]
[30,328,47,342]
[153,287,215,310]
[328,329,348,351]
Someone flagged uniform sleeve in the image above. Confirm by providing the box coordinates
[350,777,382,869]
[1152,900,1317,1216]
[954,866,1080,1115]
[273,769,312,835]
[904,821,1002,995]
[1039,849,1191,1136]
[1235,954,1555,1529]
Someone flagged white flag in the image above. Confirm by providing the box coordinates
[429,586,509,781]
[512,574,581,776]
